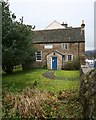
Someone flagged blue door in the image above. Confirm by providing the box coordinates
[52,57,57,70]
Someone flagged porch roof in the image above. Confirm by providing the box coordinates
[47,50,65,57]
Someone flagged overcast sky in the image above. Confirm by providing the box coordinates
[9,0,95,50]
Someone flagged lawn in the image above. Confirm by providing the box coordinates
[2,69,80,93]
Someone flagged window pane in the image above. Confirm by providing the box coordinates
[68,55,71,60]
[61,43,68,49]
[65,43,67,49]
[37,51,41,55]
[37,56,41,60]
[36,51,42,61]
[37,53,41,55]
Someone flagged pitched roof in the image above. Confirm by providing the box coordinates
[54,50,65,56]
[33,27,85,43]
[45,20,65,30]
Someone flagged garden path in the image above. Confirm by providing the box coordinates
[42,71,55,79]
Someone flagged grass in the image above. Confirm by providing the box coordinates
[2,69,82,119]
[55,70,80,79]
[2,69,80,93]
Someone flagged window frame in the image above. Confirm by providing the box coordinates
[61,43,69,50]
[36,51,42,62]
[67,54,73,61]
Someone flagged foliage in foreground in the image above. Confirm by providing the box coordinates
[2,88,83,119]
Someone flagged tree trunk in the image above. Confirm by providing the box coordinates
[2,65,14,74]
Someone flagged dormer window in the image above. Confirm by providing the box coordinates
[61,43,69,50]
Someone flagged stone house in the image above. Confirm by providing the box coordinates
[32,20,85,70]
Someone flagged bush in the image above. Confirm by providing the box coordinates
[63,57,80,70]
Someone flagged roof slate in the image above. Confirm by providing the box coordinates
[33,27,85,43]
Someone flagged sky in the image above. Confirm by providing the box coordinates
[9,0,95,51]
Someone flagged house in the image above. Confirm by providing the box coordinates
[85,59,96,68]
[85,59,94,68]
[32,20,85,70]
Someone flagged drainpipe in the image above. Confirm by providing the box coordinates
[62,55,65,69]
[78,42,80,56]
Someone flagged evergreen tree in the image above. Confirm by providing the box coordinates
[2,1,35,73]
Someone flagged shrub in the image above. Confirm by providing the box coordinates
[63,57,80,70]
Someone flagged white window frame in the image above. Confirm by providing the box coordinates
[35,51,42,62]
[44,44,53,49]
[67,54,73,61]
[61,43,69,50]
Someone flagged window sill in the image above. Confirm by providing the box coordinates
[36,60,42,62]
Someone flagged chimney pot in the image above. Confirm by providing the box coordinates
[61,22,68,28]
[81,20,85,27]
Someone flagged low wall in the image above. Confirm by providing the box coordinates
[79,65,96,118]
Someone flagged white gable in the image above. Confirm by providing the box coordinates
[45,20,65,30]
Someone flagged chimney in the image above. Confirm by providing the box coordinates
[61,22,68,28]
[81,20,85,34]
